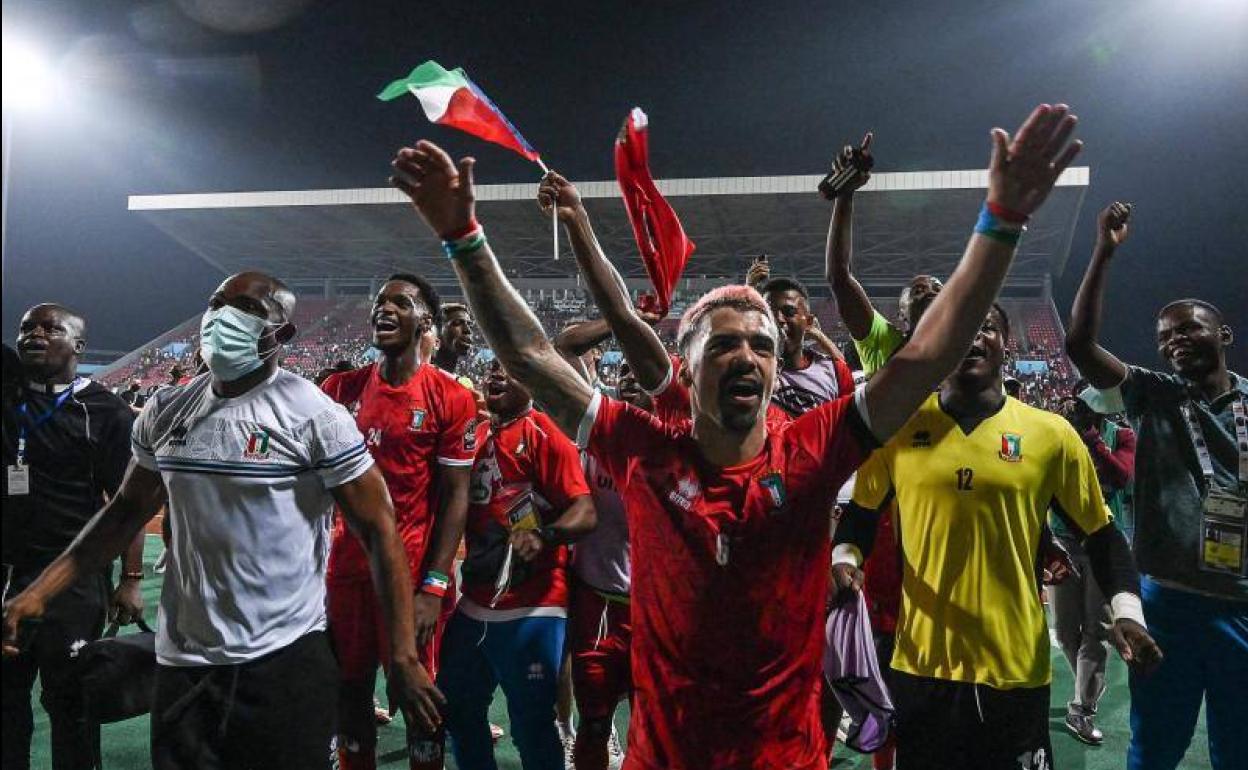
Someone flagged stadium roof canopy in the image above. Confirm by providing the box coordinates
[129,167,1088,297]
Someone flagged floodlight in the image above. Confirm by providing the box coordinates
[2,38,54,111]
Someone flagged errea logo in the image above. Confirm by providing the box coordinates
[911,430,931,448]
[668,476,700,511]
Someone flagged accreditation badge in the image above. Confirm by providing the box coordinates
[1200,490,1247,577]
[6,465,30,496]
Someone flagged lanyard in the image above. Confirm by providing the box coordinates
[14,381,81,465]
[1180,396,1248,488]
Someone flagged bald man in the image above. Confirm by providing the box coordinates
[3,303,143,770]
[3,274,442,770]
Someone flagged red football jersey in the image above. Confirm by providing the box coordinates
[461,408,590,614]
[862,503,902,634]
[322,363,479,581]
[583,392,874,770]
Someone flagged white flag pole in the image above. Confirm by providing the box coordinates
[535,157,557,260]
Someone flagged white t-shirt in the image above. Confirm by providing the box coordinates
[132,369,373,666]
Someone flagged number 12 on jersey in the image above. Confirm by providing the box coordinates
[956,467,974,491]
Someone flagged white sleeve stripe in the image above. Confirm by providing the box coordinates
[576,391,603,449]
[852,385,872,435]
[641,360,674,397]
[437,457,475,467]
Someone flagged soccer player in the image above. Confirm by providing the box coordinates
[760,276,856,416]
[1065,201,1247,770]
[438,360,595,770]
[391,103,1087,769]
[3,272,441,770]
[321,274,478,770]
[835,301,1160,770]
[432,301,475,374]
[823,133,945,378]
[1049,389,1136,745]
[3,304,144,770]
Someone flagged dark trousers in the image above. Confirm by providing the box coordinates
[1,571,109,770]
[892,670,1053,770]
[150,630,339,770]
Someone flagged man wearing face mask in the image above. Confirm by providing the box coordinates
[3,273,441,770]
[2,304,143,770]
[321,273,478,770]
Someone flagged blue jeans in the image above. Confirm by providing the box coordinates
[1128,576,1248,770]
[437,610,566,770]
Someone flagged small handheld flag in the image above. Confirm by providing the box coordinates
[379,60,542,164]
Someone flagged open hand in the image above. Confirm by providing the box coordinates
[537,172,583,224]
[1110,619,1163,675]
[1098,201,1132,247]
[387,654,446,733]
[987,104,1082,216]
[391,140,476,239]
[746,255,770,289]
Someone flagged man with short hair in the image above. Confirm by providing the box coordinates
[433,301,475,375]
[837,303,1158,769]
[1066,201,1248,770]
[390,103,1087,769]
[321,273,477,770]
[439,359,596,770]
[2,303,144,770]
[3,273,441,770]
[1049,388,1137,745]
[760,276,856,417]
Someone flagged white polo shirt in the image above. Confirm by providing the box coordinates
[132,369,373,666]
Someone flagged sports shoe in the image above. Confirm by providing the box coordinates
[1065,712,1103,745]
[490,723,505,742]
[607,725,625,769]
[837,712,852,743]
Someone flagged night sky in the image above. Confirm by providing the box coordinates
[4,0,1246,370]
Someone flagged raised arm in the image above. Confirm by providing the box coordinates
[538,173,672,393]
[4,461,166,655]
[866,105,1083,441]
[390,142,592,439]
[824,133,878,340]
[1065,202,1133,388]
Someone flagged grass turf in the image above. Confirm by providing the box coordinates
[25,537,1212,769]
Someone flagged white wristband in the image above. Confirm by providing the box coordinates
[1110,592,1147,629]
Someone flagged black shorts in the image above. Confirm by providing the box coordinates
[151,630,339,770]
[891,670,1053,770]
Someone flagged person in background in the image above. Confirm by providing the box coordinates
[120,380,145,411]
[1065,200,1247,770]
[438,360,595,770]
[2,303,144,770]
[1049,387,1137,745]
[432,302,475,375]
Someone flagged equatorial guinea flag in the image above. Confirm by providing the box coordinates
[378,60,541,162]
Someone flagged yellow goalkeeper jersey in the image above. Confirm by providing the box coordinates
[853,393,1112,689]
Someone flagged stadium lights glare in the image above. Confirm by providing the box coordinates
[2,38,54,112]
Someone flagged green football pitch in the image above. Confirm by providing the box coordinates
[27,537,1212,769]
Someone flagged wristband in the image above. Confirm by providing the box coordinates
[121,571,145,581]
[440,218,480,242]
[420,570,450,598]
[441,227,486,259]
[985,201,1029,224]
[974,201,1027,246]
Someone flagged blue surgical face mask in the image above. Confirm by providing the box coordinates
[200,305,280,382]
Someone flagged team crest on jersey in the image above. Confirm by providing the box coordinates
[758,470,787,511]
[911,430,932,448]
[668,475,701,511]
[409,409,427,431]
[999,432,1023,462]
[244,429,270,459]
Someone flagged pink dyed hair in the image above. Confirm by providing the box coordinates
[676,284,776,357]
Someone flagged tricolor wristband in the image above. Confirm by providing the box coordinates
[974,201,1028,246]
[442,227,486,259]
[420,570,450,597]
[441,218,480,242]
